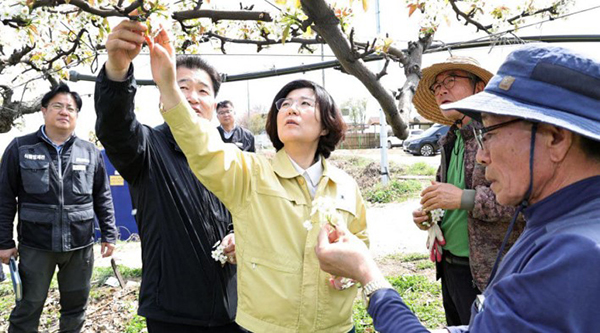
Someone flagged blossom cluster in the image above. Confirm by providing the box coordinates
[304,197,342,231]
[421,208,444,228]
[405,0,574,37]
[211,240,228,266]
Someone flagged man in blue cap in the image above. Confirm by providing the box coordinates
[314,43,600,332]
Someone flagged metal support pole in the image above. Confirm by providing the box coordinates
[379,109,390,185]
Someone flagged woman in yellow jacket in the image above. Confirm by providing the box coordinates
[149,29,368,333]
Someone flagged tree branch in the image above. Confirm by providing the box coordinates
[31,0,142,17]
[173,9,272,22]
[506,4,559,25]
[300,0,409,138]
[448,0,491,33]
[203,31,322,51]
[0,85,42,133]
[30,0,273,23]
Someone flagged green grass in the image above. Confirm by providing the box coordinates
[352,252,444,332]
[416,260,435,270]
[365,179,422,203]
[124,314,146,333]
[92,265,142,286]
[352,298,375,333]
[352,275,444,332]
[406,162,437,176]
[388,275,445,328]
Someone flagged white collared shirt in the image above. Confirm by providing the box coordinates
[219,125,235,139]
[289,155,323,199]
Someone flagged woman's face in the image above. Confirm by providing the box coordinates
[276,87,326,148]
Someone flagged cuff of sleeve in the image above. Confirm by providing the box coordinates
[97,63,135,88]
[460,189,476,211]
[162,101,194,129]
[0,240,16,250]
[101,236,117,244]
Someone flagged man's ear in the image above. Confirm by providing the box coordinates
[542,124,574,163]
[475,81,486,94]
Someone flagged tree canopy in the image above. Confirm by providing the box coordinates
[0,0,574,134]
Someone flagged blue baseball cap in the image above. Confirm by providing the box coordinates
[442,44,600,141]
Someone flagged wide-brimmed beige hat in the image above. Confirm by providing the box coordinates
[413,56,493,125]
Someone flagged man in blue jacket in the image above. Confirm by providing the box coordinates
[315,44,600,333]
[0,83,117,332]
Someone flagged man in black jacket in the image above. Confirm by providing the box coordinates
[94,19,243,332]
[216,100,256,152]
[0,83,117,332]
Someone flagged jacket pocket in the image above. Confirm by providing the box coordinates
[72,164,93,195]
[239,248,302,326]
[66,206,95,248]
[20,160,50,194]
[19,204,56,250]
[316,268,356,330]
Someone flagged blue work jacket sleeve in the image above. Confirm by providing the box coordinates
[94,64,148,184]
[92,148,117,244]
[0,139,19,249]
[368,289,430,333]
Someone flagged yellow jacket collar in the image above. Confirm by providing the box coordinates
[272,149,346,185]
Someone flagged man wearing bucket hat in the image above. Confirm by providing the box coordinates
[314,44,600,332]
[412,56,523,325]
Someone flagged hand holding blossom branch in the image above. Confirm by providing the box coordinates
[305,197,355,290]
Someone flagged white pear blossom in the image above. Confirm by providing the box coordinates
[339,277,355,290]
[421,208,445,228]
[310,197,342,229]
[211,240,228,266]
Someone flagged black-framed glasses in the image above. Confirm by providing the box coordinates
[429,75,472,94]
[473,118,523,150]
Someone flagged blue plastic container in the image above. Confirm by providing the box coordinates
[95,150,139,241]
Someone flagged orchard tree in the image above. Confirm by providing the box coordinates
[341,97,367,133]
[0,0,572,135]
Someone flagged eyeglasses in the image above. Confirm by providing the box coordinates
[217,110,232,115]
[473,118,523,150]
[275,97,316,113]
[48,102,78,113]
[429,75,472,94]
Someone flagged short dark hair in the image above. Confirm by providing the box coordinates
[265,79,347,159]
[176,55,222,96]
[217,100,233,110]
[41,83,82,111]
[579,135,600,163]
[466,72,484,89]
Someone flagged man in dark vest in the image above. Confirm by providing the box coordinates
[0,83,117,332]
[216,100,256,152]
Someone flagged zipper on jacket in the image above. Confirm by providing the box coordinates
[41,134,68,251]
[57,147,66,251]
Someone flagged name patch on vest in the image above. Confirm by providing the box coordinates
[73,164,87,171]
[75,157,90,164]
[24,154,45,160]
